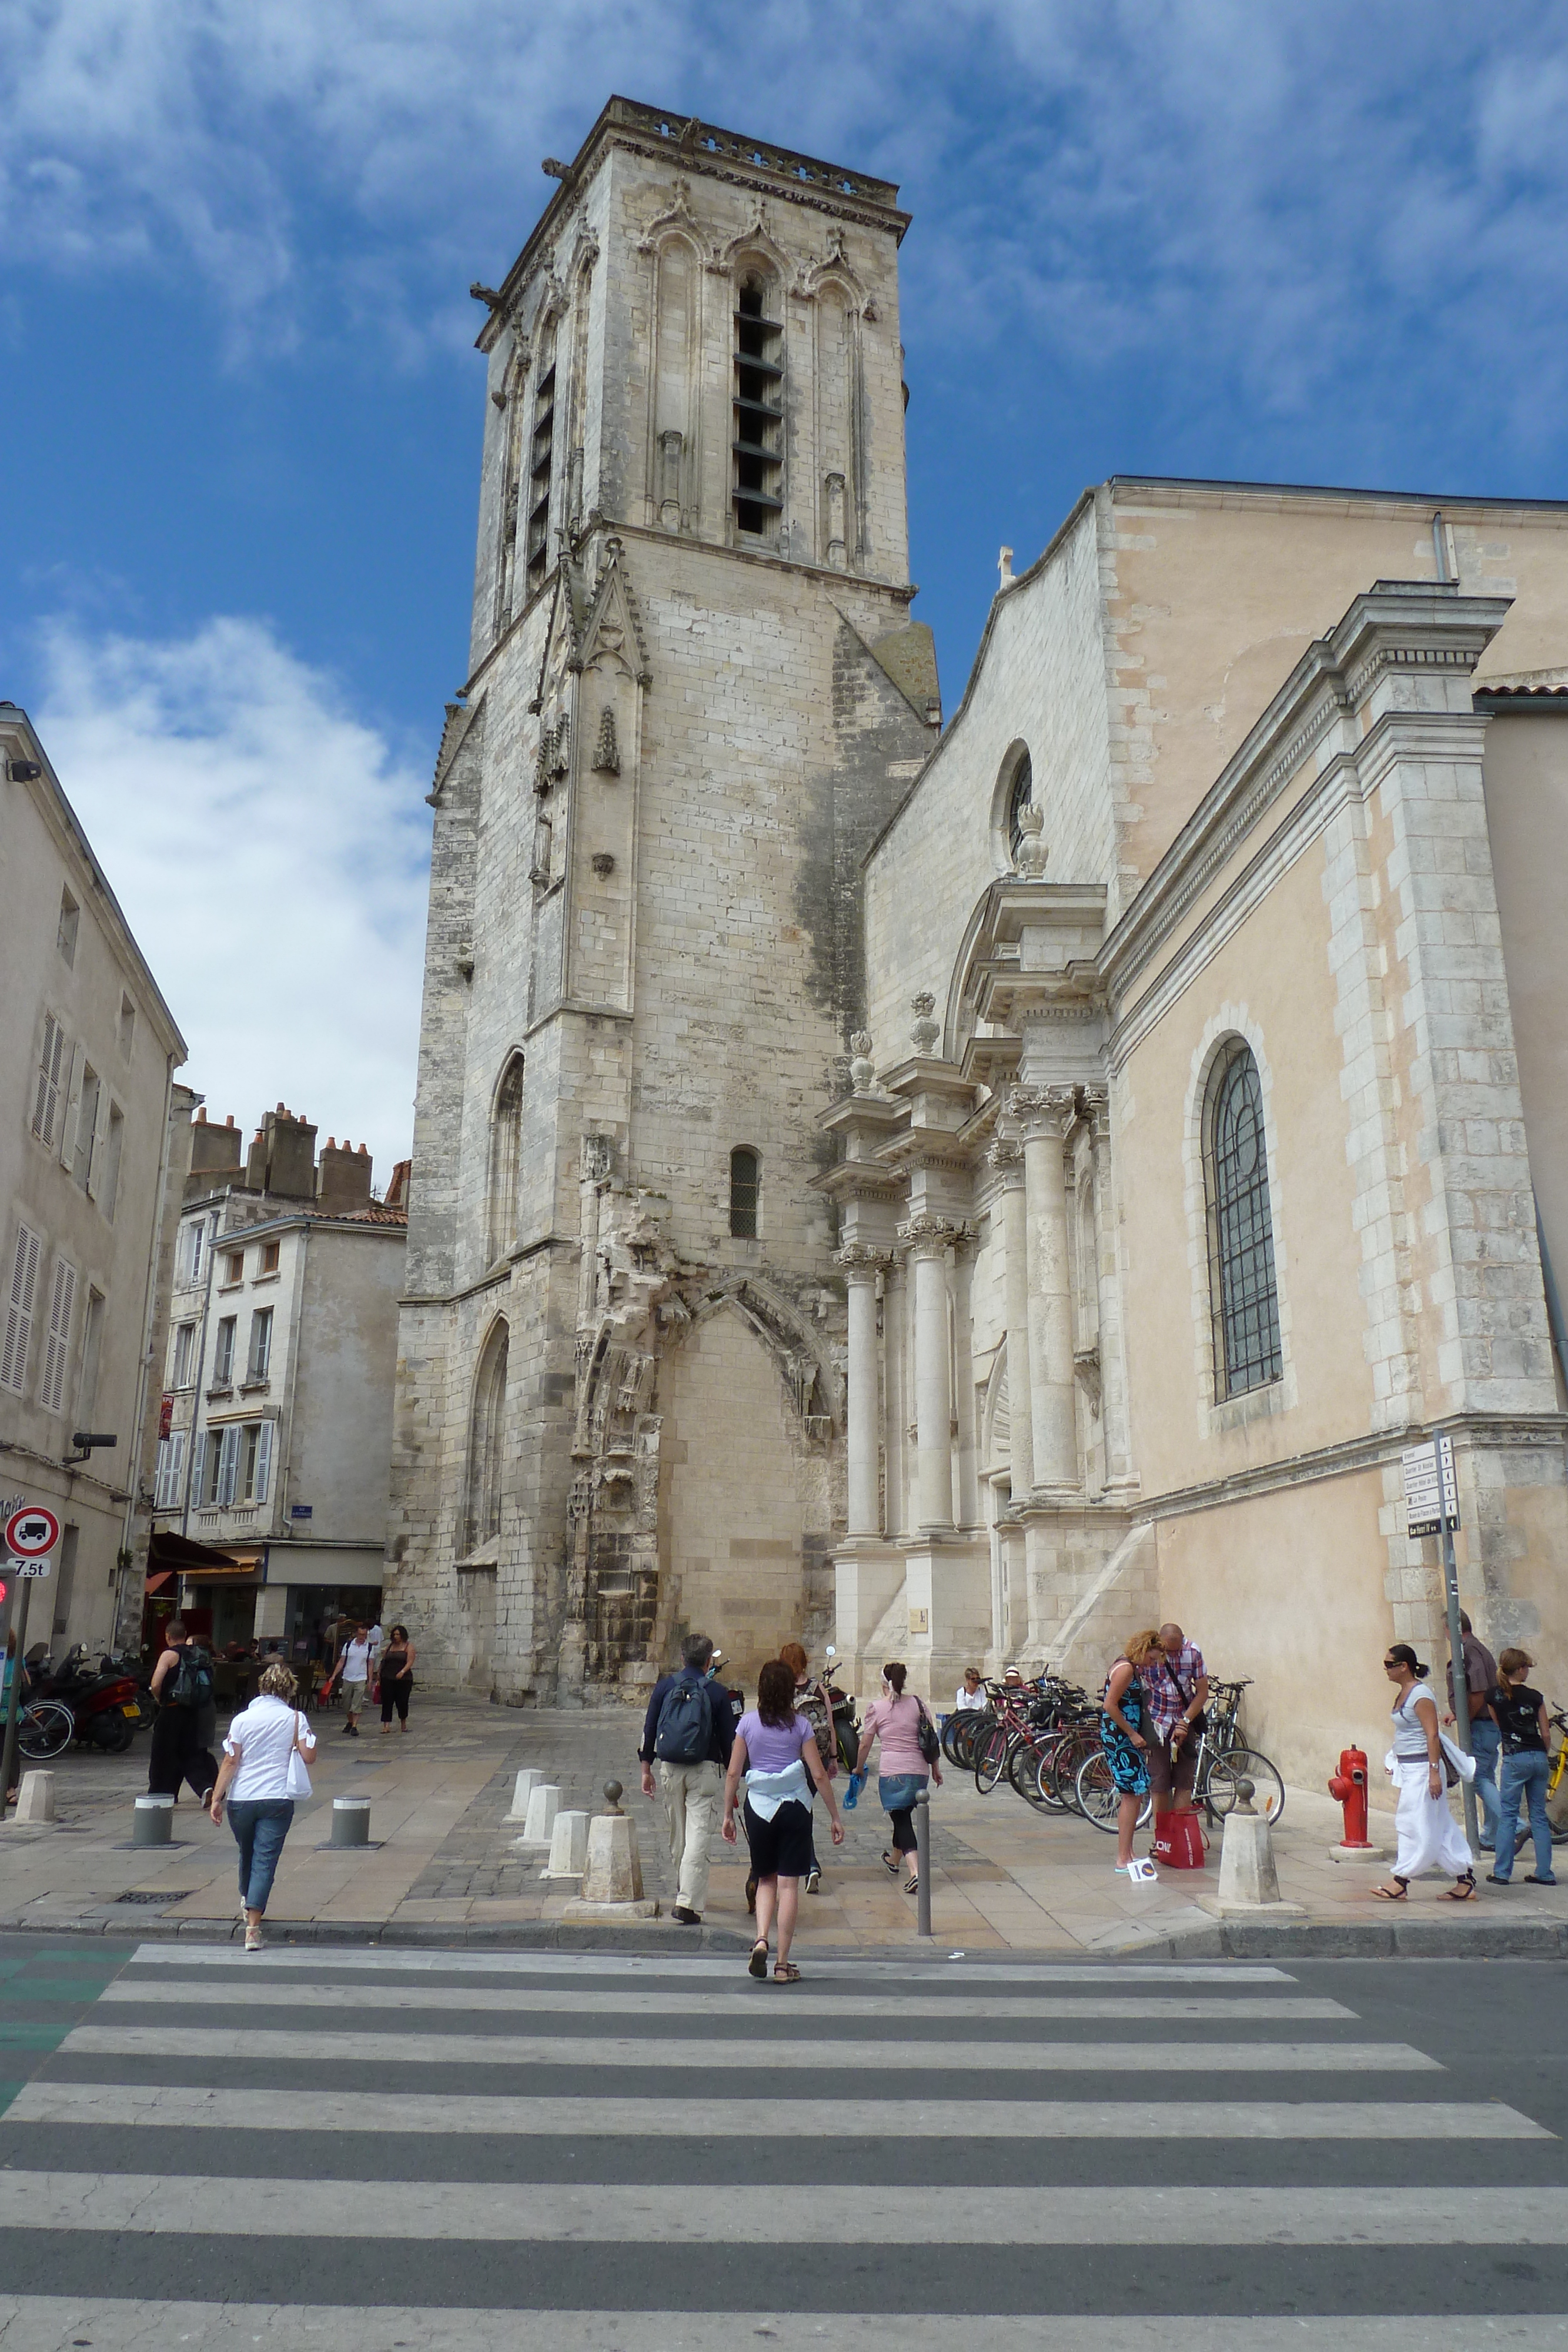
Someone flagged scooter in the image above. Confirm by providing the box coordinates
[32,1646,146,1752]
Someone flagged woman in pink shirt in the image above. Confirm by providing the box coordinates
[855,1661,942,1896]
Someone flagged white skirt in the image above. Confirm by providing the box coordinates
[1392,1761,1473,1880]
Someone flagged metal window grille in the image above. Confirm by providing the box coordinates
[1204,1043,1282,1399]
[729,1146,760,1239]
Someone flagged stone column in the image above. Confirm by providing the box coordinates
[900,1214,961,1534]
[1011,1085,1079,1496]
[836,1246,888,1538]
[988,1134,1034,1502]
[1085,1087,1134,1491]
[577,1136,612,1330]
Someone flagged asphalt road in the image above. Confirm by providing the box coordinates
[2,1932,1568,2348]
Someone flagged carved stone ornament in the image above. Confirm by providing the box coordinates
[582,1135,614,1184]
[834,1241,892,1276]
[1012,801,1048,878]
[987,1131,1025,1174]
[593,707,621,775]
[910,992,940,1055]
[848,1031,875,1093]
[1007,1082,1079,1140]
[896,1211,971,1258]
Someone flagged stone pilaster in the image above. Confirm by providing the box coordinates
[835,1243,892,1538]
[897,1212,969,1534]
[1010,1083,1080,1498]
[988,1131,1034,1504]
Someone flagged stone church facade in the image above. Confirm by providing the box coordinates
[389,96,1568,1779]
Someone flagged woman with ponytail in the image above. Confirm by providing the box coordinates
[855,1661,941,1896]
[1373,1642,1476,1901]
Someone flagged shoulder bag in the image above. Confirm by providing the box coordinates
[914,1695,941,1766]
[285,1710,313,1800]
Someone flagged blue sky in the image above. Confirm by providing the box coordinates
[5,1,1568,1172]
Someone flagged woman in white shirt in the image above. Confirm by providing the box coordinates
[1372,1643,1476,1903]
[209,1662,317,1950]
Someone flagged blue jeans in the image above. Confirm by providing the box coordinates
[1493,1751,1554,1883]
[1469,1718,1502,1852]
[228,1798,295,1915]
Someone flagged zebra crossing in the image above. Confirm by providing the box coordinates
[2,1939,1566,2347]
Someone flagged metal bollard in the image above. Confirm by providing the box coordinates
[330,1797,372,1849]
[133,1795,174,1847]
[914,1788,932,1938]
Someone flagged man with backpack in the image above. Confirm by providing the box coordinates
[146,1618,220,1804]
[638,1632,734,1925]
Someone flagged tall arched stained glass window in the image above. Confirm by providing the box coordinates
[487,1055,524,1265]
[1203,1041,1282,1399]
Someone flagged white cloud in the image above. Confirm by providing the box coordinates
[34,614,429,1185]
[7,0,1568,436]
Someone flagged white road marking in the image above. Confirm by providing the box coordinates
[59,2022,1420,2071]
[125,1944,1292,1983]
[1,2307,1564,2352]
[8,2082,1542,2139]
[4,2174,1564,2243]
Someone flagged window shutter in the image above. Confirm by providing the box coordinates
[189,1428,207,1506]
[1,1222,42,1395]
[85,1083,109,1200]
[40,1259,76,1414]
[60,1046,85,1171]
[216,1423,240,1506]
[32,1017,64,1147]
[253,1419,273,1505]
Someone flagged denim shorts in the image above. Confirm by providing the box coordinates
[878,1772,928,1814]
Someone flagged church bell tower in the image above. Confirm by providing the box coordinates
[389,99,940,1702]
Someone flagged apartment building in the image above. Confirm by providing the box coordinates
[146,1105,407,1658]
[0,705,186,1658]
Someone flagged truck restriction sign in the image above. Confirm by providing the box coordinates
[4,1504,60,1558]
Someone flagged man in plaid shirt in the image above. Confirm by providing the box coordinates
[1141,1623,1209,1817]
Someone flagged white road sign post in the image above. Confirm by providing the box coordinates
[1401,1432,1476,1848]
[0,1501,59,1811]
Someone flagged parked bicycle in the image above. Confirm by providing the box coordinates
[1075,1675,1284,1832]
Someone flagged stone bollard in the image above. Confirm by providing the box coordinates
[561,1781,658,1920]
[514,1783,561,1856]
[504,1768,544,1824]
[15,1770,56,1825]
[1216,1780,1305,1919]
[541,1808,591,1883]
[330,1797,372,1849]
[133,1795,174,1847]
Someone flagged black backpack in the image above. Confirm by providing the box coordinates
[168,1645,215,1710]
[653,1673,713,1764]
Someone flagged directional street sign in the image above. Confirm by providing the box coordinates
[4,1503,60,1558]
[1402,1434,1460,1539]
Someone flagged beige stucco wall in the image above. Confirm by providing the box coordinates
[1118,838,1369,1495]
[1481,709,1568,1378]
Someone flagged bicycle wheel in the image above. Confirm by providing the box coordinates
[941,1712,973,1768]
[18,1700,75,1761]
[1027,1735,1073,1813]
[974,1723,1012,1796]
[1205,1747,1285,1826]
[1051,1726,1100,1812]
[1008,1737,1054,1811]
[1074,1749,1124,1832]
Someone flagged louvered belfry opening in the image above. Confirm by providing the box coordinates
[732,278,783,537]
[525,362,556,599]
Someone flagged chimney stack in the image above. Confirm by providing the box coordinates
[317,1134,374,1213]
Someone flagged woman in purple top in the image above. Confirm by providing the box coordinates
[722,1658,844,1982]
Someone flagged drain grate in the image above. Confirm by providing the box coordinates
[111,1890,174,1905]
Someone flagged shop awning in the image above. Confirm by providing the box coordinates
[149,1529,248,1572]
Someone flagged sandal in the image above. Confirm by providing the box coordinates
[1443,1871,1478,1902]
[747,1939,768,1980]
[773,1959,801,1983]
[1370,1879,1408,1900]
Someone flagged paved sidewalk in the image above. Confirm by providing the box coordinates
[4,1692,1566,1955]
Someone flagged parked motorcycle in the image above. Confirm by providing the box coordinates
[31,1645,146,1752]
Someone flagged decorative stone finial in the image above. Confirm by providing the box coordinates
[603,1779,624,1815]
[848,1031,875,1093]
[998,546,1014,589]
[1012,801,1047,878]
[593,707,620,776]
[910,992,940,1055]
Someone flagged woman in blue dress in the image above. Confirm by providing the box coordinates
[1101,1627,1161,1879]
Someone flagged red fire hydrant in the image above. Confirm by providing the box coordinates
[1328,1746,1374,1849]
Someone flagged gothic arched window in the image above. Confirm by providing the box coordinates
[1203,1041,1282,1399]
[729,1145,760,1239]
[487,1055,524,1264]
[1007,751,1034,859]
[465,1319,509,1553]
[733,273,784,538]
